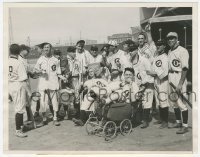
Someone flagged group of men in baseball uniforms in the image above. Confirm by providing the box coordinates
[8,27,190,138]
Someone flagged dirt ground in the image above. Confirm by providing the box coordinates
[8,102,192,152]
[7,61,193,152]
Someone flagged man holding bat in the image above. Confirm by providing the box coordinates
[167,32,190,134]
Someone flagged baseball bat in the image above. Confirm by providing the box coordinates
[169,82,192,108]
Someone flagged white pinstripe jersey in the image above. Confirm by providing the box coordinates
[8,55,28,82]
[168,46,189,72]
[132,55,154,86]
[152,53,168,80]
[35,55,61,90]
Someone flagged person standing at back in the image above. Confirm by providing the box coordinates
[167,32,190,134]
[8,44,28,138]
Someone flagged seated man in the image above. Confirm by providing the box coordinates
[102,68,139,105]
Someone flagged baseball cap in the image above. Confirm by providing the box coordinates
[155,39,166,46]
[166,32,178,39]
[36,42,52,49]
[108,40,118,46]
[76,40,85,45]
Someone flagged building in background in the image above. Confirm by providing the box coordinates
[85,39,97,45]
[140,7,192,83]
[107,33,132,44]
[130,26,141,41]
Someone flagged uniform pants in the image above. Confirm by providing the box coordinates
[39,90,59,113]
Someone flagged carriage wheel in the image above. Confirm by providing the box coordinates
[103,121,117,139]
[85,117,100,135]
[120,119,132,136]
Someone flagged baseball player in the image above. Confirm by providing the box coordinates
[101,68,139,105]
[146,40,169,129]
[87,45,103,64]
[72,65,108,126]
[69,40,90,118]
[34,42,65,127]
[167,32,189,134]
[107,40,128,81]
[137,32,156,63]
[53,49,71,120]
[18,44,38,125]
[8,44,28,137]
[131,49,154,129]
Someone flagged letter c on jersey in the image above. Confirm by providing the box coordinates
[137,73,141,80]
[155,60,162,67]
[172,59,180,67]
[51,65,56,71]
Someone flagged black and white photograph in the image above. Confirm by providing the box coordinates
[3,2,198,154]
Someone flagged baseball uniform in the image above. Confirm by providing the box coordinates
[87,53,103,65]
[81,78,108,111]
[108,49,131,81]
[132,55,154,109]
[138,43,156,63]
[9,55,28,114]
[35,55,61,113]
[18,55,32,101]
[168,46,189,111]
[152,53,169,108]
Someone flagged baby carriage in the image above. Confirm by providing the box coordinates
[85,101,137,140]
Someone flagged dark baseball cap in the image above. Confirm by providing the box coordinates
[76,40,85,45]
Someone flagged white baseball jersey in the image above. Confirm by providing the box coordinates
[18,55,33,74]
[35,56,61,90]
[168,46,189,111]
[152,53,168,80]
[18,55,32,97]
[8,55,28,114]
[108,49,130,70]
[87,53,103,64]
[8,55,28,82]
[138,43,156,63]
[132,55,154,86]
[75,49,89,67]
[168,46,189,72]
[84,78,108,90]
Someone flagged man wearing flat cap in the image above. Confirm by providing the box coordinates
[167,32,189,134]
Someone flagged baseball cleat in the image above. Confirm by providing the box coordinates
[176,127,189,134]
[34,112,40,118]
[36,120,48,128]
[140,121,149,129]
[168,123,182,129]
[153,120,162,125]
[15,130,28,138]
[159,122,168,129]
[53,120,61,126]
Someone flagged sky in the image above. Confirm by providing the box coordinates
[10,7,140,46]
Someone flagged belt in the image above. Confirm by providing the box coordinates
[169,71,180,74]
